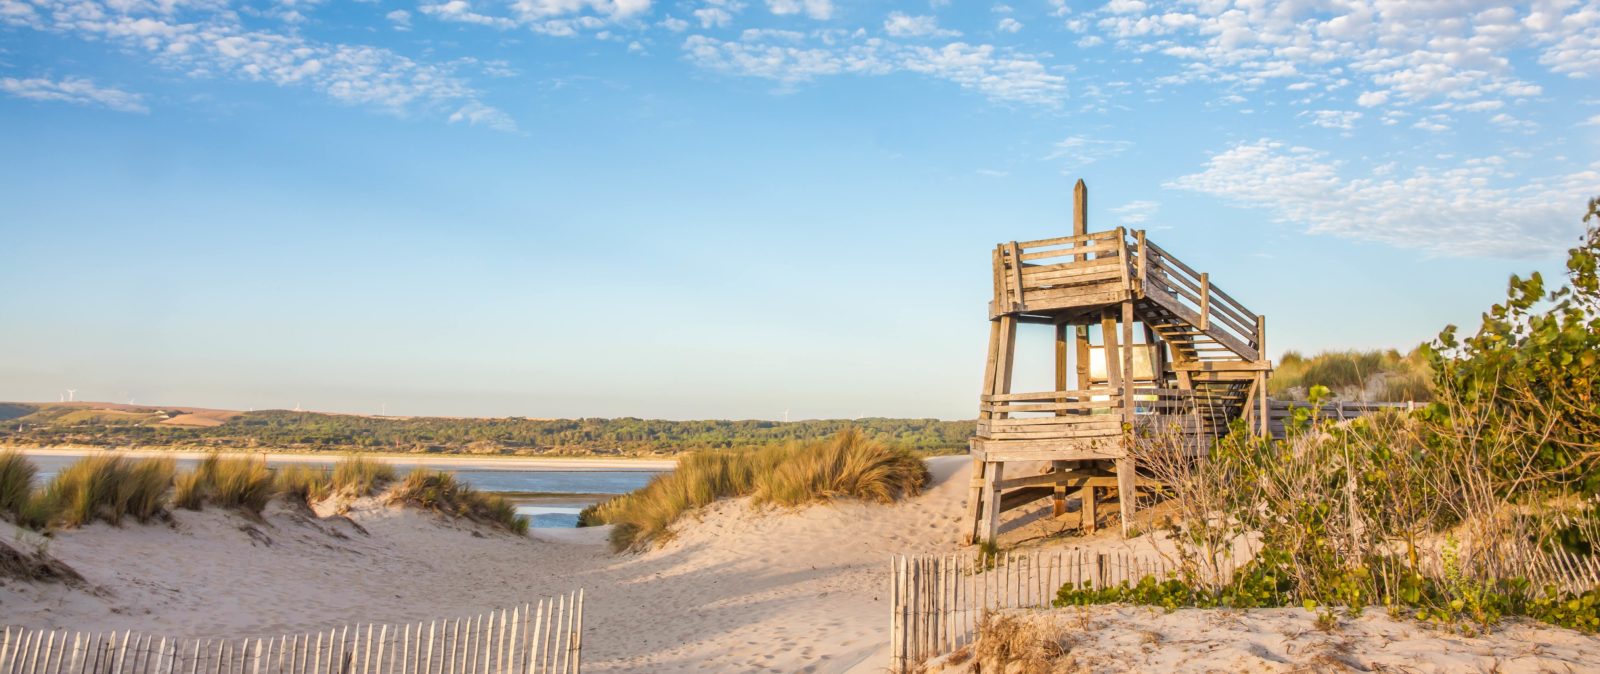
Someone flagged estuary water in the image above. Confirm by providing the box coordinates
[26,454,662,529]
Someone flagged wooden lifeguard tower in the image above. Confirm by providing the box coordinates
[964,180,1273,544]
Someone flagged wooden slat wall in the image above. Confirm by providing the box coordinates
[0,594,585,674]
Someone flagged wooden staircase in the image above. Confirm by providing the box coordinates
[966,181,1273,544]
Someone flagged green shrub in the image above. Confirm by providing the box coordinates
[40,455,174,527]
[387,470,527,535]
[582,430,929,551]
[274,465,331,505]
[330,456,395,496]
[1269,348,1432,402]
[0,450,37,521]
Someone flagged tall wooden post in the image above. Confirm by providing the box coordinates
[1117,300,1138,537]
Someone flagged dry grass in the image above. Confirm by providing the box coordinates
[0,449,38,523]
[581,429,929,551]
[330,455,395,497]
[386,470,527,535]
[40,455,174,527]
[173,454,275,515]
[1271,348,1432,402]
[274,465,331,506]
[971,612,1076,674]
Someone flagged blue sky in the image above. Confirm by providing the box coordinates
[2,0,1598,420]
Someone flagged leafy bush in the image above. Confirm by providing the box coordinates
[581,429,929,551]
[330,456,395,497]
[40,455,174,527]
[386,470,528,535]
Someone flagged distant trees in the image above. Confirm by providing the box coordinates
[0,407,974,457]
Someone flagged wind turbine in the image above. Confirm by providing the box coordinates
[66,389,77,402]
[783,408,790,423]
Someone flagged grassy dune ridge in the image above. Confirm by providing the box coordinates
[579,429,931,551]
[0,450,526,535]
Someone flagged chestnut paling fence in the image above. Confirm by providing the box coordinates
[889,534,1600,673]
[0,591,584,674]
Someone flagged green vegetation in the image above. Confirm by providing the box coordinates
[1270,348,1432,402]
[1123,198,1600,634]
[39,455,175,527]
[173,454,275,514]
[0,407,972,457]
[580,429,930,551]
[388,470,528,535]
[0,450,37,520]
[330,455,396,496]
[274,465,332,505]
[0,452,527,536]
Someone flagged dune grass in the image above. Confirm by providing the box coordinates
[330,455,395,497]
[173,454,275,514]
[0,450,37,519]
[386,470,528,535]
[41,455,175,527]
[274,464,331,506]
[1270,348,1432,401]
[580,429,930,551]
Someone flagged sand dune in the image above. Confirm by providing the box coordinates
[4,456,1597,673]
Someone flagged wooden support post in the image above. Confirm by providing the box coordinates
[1080,485,1097,532]
[1119,300,1138,538]
[1199,272,1210,331]
[1073,180,1087,238]
[1135,230,1147,296]
[979,462,1004,545]
[1054,322,1068,412]
[1075,325,1091,391]
[963,458,986,545]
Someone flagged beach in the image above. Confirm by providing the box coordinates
[7,455,1598,673]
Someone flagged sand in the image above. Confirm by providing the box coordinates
[4,456,1597,673]
[926,606,1600,673]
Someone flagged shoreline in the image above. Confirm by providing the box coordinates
[10,446,678,472]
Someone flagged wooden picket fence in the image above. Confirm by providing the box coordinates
[0,591,584,674]
[888,549,1184,673]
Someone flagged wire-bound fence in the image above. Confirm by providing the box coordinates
[0,591,584,674]
[889,549,1181,673]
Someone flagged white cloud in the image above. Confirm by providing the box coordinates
[1581,114,1600,127]
[682,32,1066,107]
[693,6,732,27]
[1075,0,1600,121]
[1168,139,1600,257]
[1110,199,1159,224]
[2,0,514,130]
[884,12,958,38]
[997,17,1021,33]
[1044,135,1131,169]
[422,1,517,28]
[385,9,411,30]
[1299,109,1361,130]
[767,0,831,20]
[659,16,689,31]
[0,75,148,113]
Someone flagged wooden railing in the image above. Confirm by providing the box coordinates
[992,231,1126,313]
[1260,399,1421,439]
[1137,238,1261,361]
[978,388,1204,441]
[992,229,1264,363]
